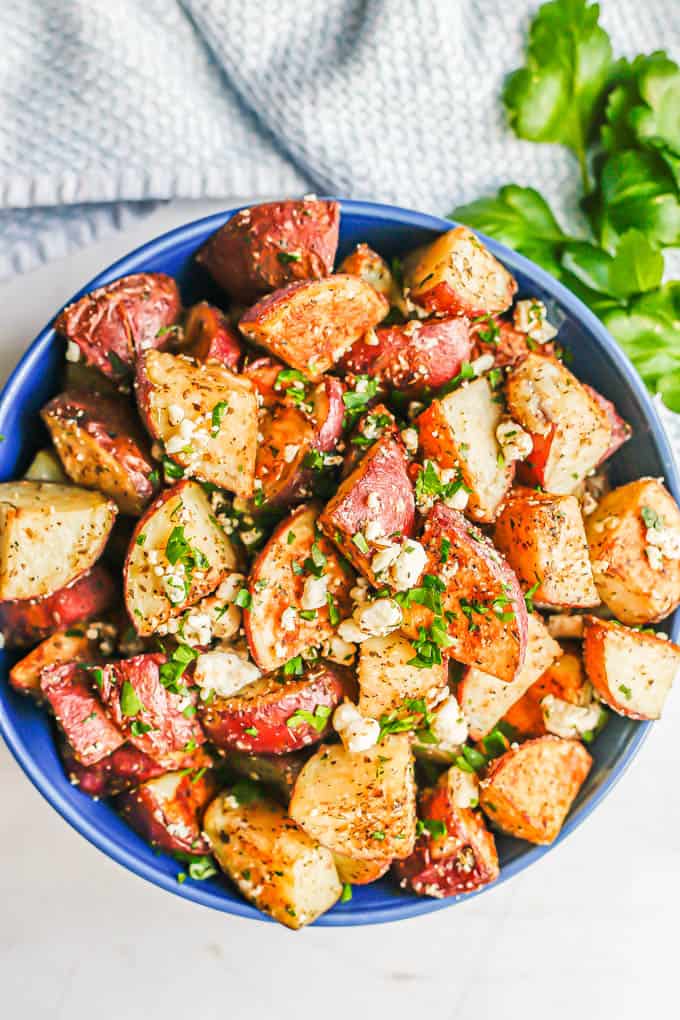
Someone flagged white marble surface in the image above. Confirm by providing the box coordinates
[1,199,678,1019]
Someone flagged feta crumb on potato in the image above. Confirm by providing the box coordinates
[513,298,558,344]
[496,419,533,462]
[65,339,81,363]
[431,695,469,749]
[194,649,261,698]
[301,574,328,611]
[540,692,602,740]
[332,701,380,753]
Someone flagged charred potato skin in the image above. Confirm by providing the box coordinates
[199,661,352,754]
[480,735,592,845]
[54,272,181,380]
[40,662,125,766]
[196,199,340,304]
[585,478,680,625]
[117,769,217,855]
[182,301,243,370]
[394,772,499,898]
[238,274,389,380]
[41,390,158,515]
[0,565,116,649]
[493,489,599,609]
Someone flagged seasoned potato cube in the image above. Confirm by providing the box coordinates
[332,852,391,886]
[319,434,415,583]
[252,404,316,509]
[42,390,158,515]
[204,790,342,929]
[23,448,67,483]
[54,272,181,380]
[0,481,116,601]
[458,613,561,739]
[585,478,680,625]
[479,735,592,845]
[239,275,388,380]
[506,354,612,493]
[182,301,243,370]
[197,199,340,304]
[136,349,258,497]
[244,505,355,672]
[124,480,237,636]
[493,489,599,608]
[503,646,593,740]
[582,384,631,466]
[583,616,680,720]
[403,226,516,317]
[470,315,537,368]
[226,749,310,803]
[401,503,528,683]
[338,242,404,310]
[9,620,113,698]
[58,737,171,798]
[289,734,417,861]
[40,662,125,766]
[118,768,217,855]
[418,377,514,523]
[357,631,447,719]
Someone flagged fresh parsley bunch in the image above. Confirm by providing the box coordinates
[451,0,680,410]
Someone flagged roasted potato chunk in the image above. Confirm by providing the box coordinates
[585,478,680,624]
[42,390,158,515]
[289,734,417,862]
[40,662,125,766]
[0,481,116,601]
[403,226,516,317]
[239,274,389,380]
[23,448,67,484]
[394,767,499,897]
[503,646,591,740]
[124,480,237,636]
[226,749,310,803]
[583,385,631,466]
[357,631,448,720]
[458,613,561,739]
[8,620,114,697]
[136,349,258,497]
[418,376,515,523]
[401,503,528,683]
[338,242,404,310]
[244,504,355,672]
[118,768,217,855]
[197,199,340,304]
[479,735,592,845]
[58,738,175,798]
[583,616,680,720]
[54,272,181,380]
[253,404,316,509]
[332,852,391,886]
[493,489,599,609]
[204,790,342,929]
[182,301,243,370]
[506,354,612,493]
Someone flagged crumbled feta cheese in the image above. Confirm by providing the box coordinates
[432,695,468,749]
[323,633,357,664]
[164,573,186,605]
[471,353,495,376]
[646,523,680,560]
[240,527,263,547]
[541,693,602,740]
[165,433,188,455]
[65,340,81,363]
[179,418,195,441]
[367,492,381,512]
[513,299,558,344]
[364,520,384,544]
[281,607,298,631]
[183,612,213,647]
[0,632,6,650]
[349,578,369,604]
[354,597,403,637]
[333,700,361,733]
[448,764,479,808]
[364,328,380,347]
[408,400,425,420]
[344,716,380,753]
[194,650,261,698]
[390,539,427,591]
[211,602,241,642]
[371,542,401,577]
[337,618,371,644]
[444,487,469,511]
[168,404,185,426]
[401,427,419,455]
[496,419,533,462]
[283,444,299,463]
[301,574,328,611]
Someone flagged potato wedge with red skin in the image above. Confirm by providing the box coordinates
[403,226,517,317]
[401,503,528,683]
[0,565,116,649]
[244,504,355,672]
[59,738,170,798]
[585,478,680,625]
[311,376,345,453]
[199,660,352,754]
[319,434,415,583]
[333,853,391,886]
[8,620,114,698]
[493,488,599,609]
[341,403,398,479]
[0,481,117,601]
[418,376,515,523]
[470,315,542,367]
[41,390,158,515]
[226,748,311,803]
[196,199,340,304]
[182,301,243,370]
[254,404,316,509]
[242,356,286,409]
[479,735,592,845]
[394,769,499,898]
[99,652,205,759]
[135,349,258,497]
[40,662,125,766]
[339,316,472,396]
[239,274,389,381]
[505,353,612,494]
[583,615,680,720]
[118,768,217,855]
[124,480,237,637]
[55,272,181,380]
[582,385,631,465]
[338,242,403,309]
[503,647,588,739]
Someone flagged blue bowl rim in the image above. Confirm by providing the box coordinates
[0,197,677,927]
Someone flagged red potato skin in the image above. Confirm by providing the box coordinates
[403,503,528,682]
[41,389,158,514]
[242,356,286,409]
[394,776,499,898]
[339,317,472,396]
[9,627,105,699]
[54,273,181,380]
[117,769,217,855]
[516,427,555,489]
[255,403,316,508]
[319,434,415,580]
[196,200,340,304]
[100,653,205,759]
[59,738,167,798]
[40,663,125,766]
[0,565,116,648]
[199,661,353,754]
[341,403,398,479]
[583,385,631,465]
[311,376,345,452]
[182,301,243,370]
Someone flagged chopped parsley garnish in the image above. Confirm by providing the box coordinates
[65,628,85,638]
[641,505,663,530]
[440,537,451,563]
[472,313,500,345]
[523,579,541,613]
[378,697,436,743]
[165,525,210,600]
[352,532,370,555]
[371,830,386,841]
[163,457,184,480]
[304,541,327,576]
[277,251,302,264]
[342,375,379,428]
[173,852,218,881]
[210,400,229,437]
[159,643,197,696]
[298,609,317,621]
[409,617,452,668]
[231,779,262,805]
[619,684,632,700]
[234,588,252,608]
[437,361,475,397]
[415,460,471,504]
[287,531,296,545]
[135,533,147,547]
[340,883,353,903]
[416,818,448,839]
[120,681,143,718]
[283,655,304,676]
[244,726,259,736]
[286,705,332,732]
[107,350,128,376]
[130,719,153,737]
[455,745,487,774]
[326,593,340,626]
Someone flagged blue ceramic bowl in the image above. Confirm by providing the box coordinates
[1,200,678,926]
